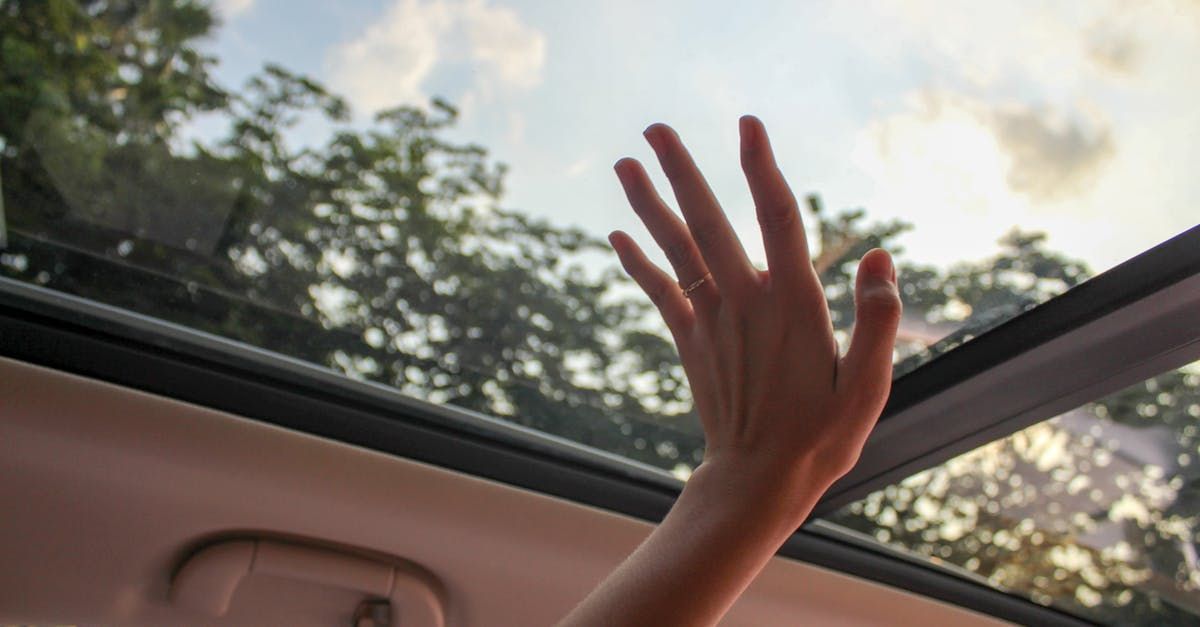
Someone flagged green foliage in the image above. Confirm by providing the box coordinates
[827,367,1200,625]
[1,0,702,471]
[1,2,1197,624]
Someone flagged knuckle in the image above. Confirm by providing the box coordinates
[645,278,673,306]
[662,240,696,271]
[811,434,867,481]
[740,143,763,165]
[664,308,691,333]
[834,447,866,478]
[659,159,684,182]
[757,202,798,235]
[858,288,903,324]
[690,222,724,251]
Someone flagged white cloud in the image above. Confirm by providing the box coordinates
[853,91,1016,223]
[829,1,1076,90]
[326,0,545,115]
[328,0,446,111]
[565,157,592,179]
[830,0,1200,97]
[850,86,1195,270]
[856,89,1119,209]
[214,0,256,19]
[1083,20,1141,76]
[989,103,1114,202]
[850,94,1051,267]
[461,1,544,90]
[827,0,1200,270]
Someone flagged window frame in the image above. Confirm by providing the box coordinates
[1,223,1197,626]
[816,223,1200,515]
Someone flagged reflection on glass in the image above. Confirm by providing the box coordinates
[0,2,1195,476]
[821,361,1200,625]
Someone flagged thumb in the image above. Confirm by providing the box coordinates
[840,248,902,410]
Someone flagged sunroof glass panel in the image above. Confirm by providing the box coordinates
[1,2,1197,476]
[818,360,1200,624]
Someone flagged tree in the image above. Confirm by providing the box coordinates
[1,0,702,471]
[1,1,1197,624]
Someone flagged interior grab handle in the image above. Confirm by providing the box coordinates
[169,538,444,627]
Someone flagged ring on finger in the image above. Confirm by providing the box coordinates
[681,272,713,298]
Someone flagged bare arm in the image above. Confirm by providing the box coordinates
[558,116,902,627]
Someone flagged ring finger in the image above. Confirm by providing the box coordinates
[614,158,720,308]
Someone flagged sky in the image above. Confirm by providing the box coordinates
[204,0,1199,275]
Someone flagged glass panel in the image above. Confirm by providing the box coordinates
[1,2,1196,474]
[820,360,1200,625]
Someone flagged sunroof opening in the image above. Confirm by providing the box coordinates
[1,1,1196,476]
[817,360,1200,624]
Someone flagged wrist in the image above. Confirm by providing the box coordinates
[679,450,832,542]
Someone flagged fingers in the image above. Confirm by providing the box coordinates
[840,249,902,408]
[738,116,816,292]
[643,123,757,293]
[609,230,695,339]
[614,158,719,305]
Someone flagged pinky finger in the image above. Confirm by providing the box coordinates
[609,230,695,338]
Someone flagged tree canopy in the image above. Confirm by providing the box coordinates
[2,1,1197,623]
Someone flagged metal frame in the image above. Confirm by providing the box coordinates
[2,224,1197,625]
[819,224,1200,513]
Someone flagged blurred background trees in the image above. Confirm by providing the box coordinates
[2,1,1196,623]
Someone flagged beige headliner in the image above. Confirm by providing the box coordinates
[0,356,1009,626]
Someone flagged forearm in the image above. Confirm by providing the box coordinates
[558,454,828,627]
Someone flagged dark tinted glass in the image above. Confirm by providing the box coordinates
[822,361,1200,625]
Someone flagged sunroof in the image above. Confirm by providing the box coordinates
[1,1,1197,477]
[818,361,1200,624]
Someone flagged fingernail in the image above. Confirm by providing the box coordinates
[862,249,894,283]
[643,125,666,155]
[739,115,760,149]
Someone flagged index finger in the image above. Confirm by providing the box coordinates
[644,123,757,293]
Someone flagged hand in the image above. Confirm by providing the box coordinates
[609,116,902,527]
[559,117,902,627]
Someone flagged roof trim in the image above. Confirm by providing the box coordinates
[2,224,1197,625]
[0,290,1090,625]
[819,228,1200,513]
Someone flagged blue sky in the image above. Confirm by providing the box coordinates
[202,0,1199,274]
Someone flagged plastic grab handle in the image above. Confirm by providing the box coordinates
[169,539,444,627]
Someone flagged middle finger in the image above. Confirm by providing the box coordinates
[643,123,757,294]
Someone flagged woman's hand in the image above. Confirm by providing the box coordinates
[559,117,901,627]
[611,116,901,520]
